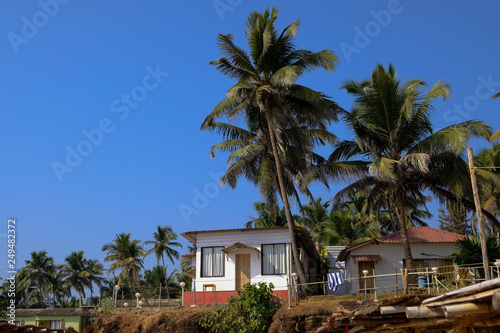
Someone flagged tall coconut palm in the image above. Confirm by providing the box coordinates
[85,259,104,297]
[59,251,92,300]
[102,233,147,301]
[48,271,70,308]
[144,225,182,300]
[245,201,289,228]
[201,7,339,285]
[321,63,491,271]
[319,210,373,246]
[19,251,55,308]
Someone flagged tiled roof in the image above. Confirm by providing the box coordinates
[377,227,467,243]
[352,255,382,262]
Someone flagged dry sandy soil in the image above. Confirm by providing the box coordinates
[83,298,358,333]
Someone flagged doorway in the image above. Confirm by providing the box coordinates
[235,254,251,290]
[358,261,374,293]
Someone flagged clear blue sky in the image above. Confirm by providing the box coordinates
[1,1,499,279]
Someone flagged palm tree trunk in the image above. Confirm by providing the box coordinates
[38,281,44,308]
[162,257,170,301]
[263,100,310,292]
[395,184,416,291]
[386,195,398,232]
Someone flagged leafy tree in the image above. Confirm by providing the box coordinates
[19,250,55,308]
[438,202,472,235]
[201,7,339,285]
[144,225,182,300]
[319,63,491,271]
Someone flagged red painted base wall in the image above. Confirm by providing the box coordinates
[183,289,288,306]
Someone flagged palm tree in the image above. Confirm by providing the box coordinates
[48,270,70,308]
[201,7,339,285]
[19,251,55,308]
[102,233,147,301]
[144,225,182,301]
[85,259,104,297]
[59,251,91,300]
[451,234,500,278]
[245,201,289,228]
[321,63,491,271]
[319,210,373,246]
[143,265,165,301]
[295,198,332,242]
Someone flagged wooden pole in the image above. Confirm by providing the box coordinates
[467,147,491,280]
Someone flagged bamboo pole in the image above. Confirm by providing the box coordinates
[467,147,491,280]
[444,302,490,317]
[406,306,443,318]
[423,287,500,307]
[380,306,407,314]
[492,290,500,310]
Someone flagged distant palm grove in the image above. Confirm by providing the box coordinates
[2,7,499,308]
[0,225,187,309]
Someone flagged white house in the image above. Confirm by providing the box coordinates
[181,226,321,305]
[337,227,467,294]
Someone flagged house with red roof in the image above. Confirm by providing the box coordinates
[180,226,321,305]
[337,227,467,294]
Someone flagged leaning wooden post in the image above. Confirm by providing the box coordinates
[467,147,491,280]
[401,268,409,295]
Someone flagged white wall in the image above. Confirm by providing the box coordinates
[343,242,458,294]
[193,229,293,291]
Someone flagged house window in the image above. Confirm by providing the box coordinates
[50,320,61,329]
[201,247,224,277]
[262,244,286,275]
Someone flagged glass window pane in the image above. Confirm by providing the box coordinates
[214,247,224,276]
[262,245,273,275]
[202,248,213,277]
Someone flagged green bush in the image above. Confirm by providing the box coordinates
[90,297,115,316]
[199,282,281,333]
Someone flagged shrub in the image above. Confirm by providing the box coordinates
[199,282,281,333]
[90,297,115,316]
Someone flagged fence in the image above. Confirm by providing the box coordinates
[291,261,500,301]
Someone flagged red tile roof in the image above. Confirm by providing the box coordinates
[352,255,382,262]
[377,227,467,243]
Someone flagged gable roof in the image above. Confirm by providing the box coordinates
[181,227,292,244]
[377,227,467,243]
[338,227,467,261]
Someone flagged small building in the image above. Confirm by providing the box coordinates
[14,308,82,332]
[337,227,467,294]
[180,226,321,305]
